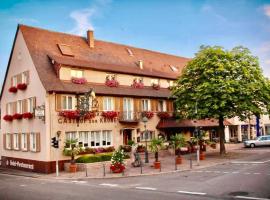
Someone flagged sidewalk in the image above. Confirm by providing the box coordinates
[1,143,267,180]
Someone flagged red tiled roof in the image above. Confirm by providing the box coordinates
[16,25,190,96]
[156,118,233,129]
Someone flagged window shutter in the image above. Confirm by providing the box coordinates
[13,102,17,114]
[3,134,6,150]
[11,77,13,87]
[151,99,156,112]
[166,100,173,112]
[56,94,62,110]
[25,71,30,84]
[36,133,41,152]
[119,97,123,113]
[17,74,22,84]
[10,134,14,150]
[27,133,30,151]
[18,133,21,150]
[114,97,120,112]
[96,96,103,111]
[134,98,140,113]
[33,97,36,109]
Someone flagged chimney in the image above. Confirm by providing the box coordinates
[138,60,143,69]
[87,30,94,48]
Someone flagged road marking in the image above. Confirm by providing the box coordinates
[20,185,26,187]
[135,187,157,191]
[231,161,264,164]
[244,173,251,175]
[223,172,229,174]
[214,171,221,173]
[235,195,270,200]
[232,171,239,174]
[177,190,206,195]
[253,173,261,175]
[205,171,211,173]
[100,183,119,187]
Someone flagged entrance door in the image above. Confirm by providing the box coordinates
[123,129,132,145]
[123,98,134,120]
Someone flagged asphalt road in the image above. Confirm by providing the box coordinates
[0,149,270,200]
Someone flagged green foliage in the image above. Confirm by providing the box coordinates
[170,133,186,150]
[76,153,130,163]
[149,138,164,153]
[172,45,270,120]
[111,149,125,165]
[63,139,80,163]
[127,140,135,146]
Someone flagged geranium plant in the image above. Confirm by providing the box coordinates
[59,110,80,119]
[152,83,160,90]
[110,149,125,173]
[141,111,154,119]
[9,86,17,93]
[17,83,27,90]
[71,77,87,84]
[131,79,144,89]
[102,111,118,119]
[3,115,13,122]
[22,112,33,119]
[105,79,119,87]
[157,111,171,119]
[13,113,23,120]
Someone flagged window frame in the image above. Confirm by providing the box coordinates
[12,76,17,87]
[21,133,27,151]
[157,100,167,112]
[62,95,74,110]
[141,99,151,111]
[17,100,23,114]
[30,132,36,151]
[103,97,114,111]
[71,69,84,78]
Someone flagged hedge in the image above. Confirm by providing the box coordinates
[76,153,130,163]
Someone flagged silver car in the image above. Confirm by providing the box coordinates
[244,135,270,148]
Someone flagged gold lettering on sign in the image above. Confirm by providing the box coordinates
[58,117,117,124]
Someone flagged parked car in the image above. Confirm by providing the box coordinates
[244,135,270,148]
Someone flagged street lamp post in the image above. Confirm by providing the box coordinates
[142,116,149,163]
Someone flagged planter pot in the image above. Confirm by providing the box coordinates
[154,161,161,169]
[199,152,205,160]
[176,156,182,165]
[69,164,77,173]
[210,144,217,149]
[111,168,124,173]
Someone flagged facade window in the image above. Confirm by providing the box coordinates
[151,79,159,85]
[71,69,83,78]
[141,99,151,111]
[134,77,143,83]
[17,100,23,114]
[6,133,11,149]
[12,76,17,87]
[65,131,76,148]
[21,133,27,150]
[103,97,114,111]
[106,73,116,80]
[102,130,112,146]
[13,133,19,150]
[62,96,74,110]
[30,132,36,151]
[141,131,154,141]
[78,131,89,147]
[27,97,35,113]
[157,100,167,112]
[22,72,28,84]
[168,80,175,87]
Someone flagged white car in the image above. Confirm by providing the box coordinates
[244,135,270,148]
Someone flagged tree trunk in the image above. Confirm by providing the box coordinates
[218,116,226,155]
[155,152,158,162]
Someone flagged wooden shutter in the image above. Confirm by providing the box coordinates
[27,133,30,151]
[96,96,103,111]
[10,134,14,150]
[13,102,17,114]
[3,134,6,150]
[56,94,62,110]
[6,104,8,114]
[23,99,28,113]
[166,100,173,112]
[36,133,41,152]
[151,99,157,112]
[134,98,140,113]
[33,97,36,109]
[17,74,22,84]
[18,133,21,150]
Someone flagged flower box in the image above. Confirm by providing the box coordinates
[152,83,160,90]
[110,162,125,173]
[84,111,96,119]
[105,79,119,87]
[157,111,170,119]
[13,113,23,120]
[101,111,118,119]
[58,110,80,119]
[141,111,154,119]
[17,83,27,90]
[71,77,87,84]
[9,86,17,93]
[131,81,144,89]
[22,112,33,119]
[3,115,13,122]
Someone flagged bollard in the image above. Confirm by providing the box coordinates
[103,164,106,177]
[159,163,161,172]
[85,166,88,177]
[175,158,177,171]
[122,168,125,176]
[140,163,143,174]
[190,156,192,169]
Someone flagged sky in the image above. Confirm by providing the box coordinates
[0,0,270,85]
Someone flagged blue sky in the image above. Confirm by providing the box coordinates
[1,0,270,85]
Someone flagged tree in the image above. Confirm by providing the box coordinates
[170,133,186,157]
[172,46,270,155]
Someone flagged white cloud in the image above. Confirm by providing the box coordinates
[201,4,227,23]
[254,42,270,78]
[263,5,270,18]
[10,17,39,24]
[69,0,111,36]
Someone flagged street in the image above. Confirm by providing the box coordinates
[0,148,270,200]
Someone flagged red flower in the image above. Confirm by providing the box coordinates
[84,111,96,119]
[22,112,33,119]
[152,83,160,90]
[58,110,80,119]
[13,113,23,120]
[131,81,144,89]
[157,112,170,119]
[71,77,87,84]
[141,111,154,119]
[110,162,125,173]
[9,86,17,93]
[102,111,118,119]
[105,79,119,87]
[3,115,13,121]
[17,83,27,90]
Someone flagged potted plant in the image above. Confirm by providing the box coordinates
[64,139,80,173]
[149,138,164,169]
[170,133,186,165]
[110,149,125,173]
[3,115,13,122]
[141,111,154,119]
[157,111,171,119]
[17,83,27,90]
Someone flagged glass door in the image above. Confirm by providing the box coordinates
[123,98,134,120]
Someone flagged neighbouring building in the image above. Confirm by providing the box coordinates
[1,25,269,173]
